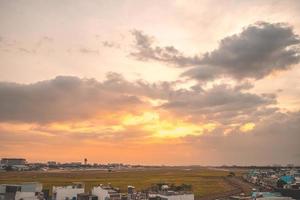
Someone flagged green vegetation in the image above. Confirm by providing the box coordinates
[0,167,236,198]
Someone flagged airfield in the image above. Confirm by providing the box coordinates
[0,167,249,199]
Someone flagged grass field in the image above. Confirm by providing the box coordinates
[0,167,236,198]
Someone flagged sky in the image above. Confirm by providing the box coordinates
[0,0,300,165]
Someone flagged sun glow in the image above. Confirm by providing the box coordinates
[0,112,217,142]
[122,111,216,138]
[239,122,255,132]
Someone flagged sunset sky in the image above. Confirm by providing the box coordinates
[0,0,300,165]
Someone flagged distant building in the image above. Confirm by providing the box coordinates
[0,158,26,166]
[53,183,85,200]
[47,161,57,166]
[92,185,121,200]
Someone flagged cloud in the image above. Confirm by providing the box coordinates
[161,83,277,124]
[0,36,54,54]
[99,73,275,126]
[131,30,201,67]
[0,74,299,164]
[132,22,300,81]
[102,41,120,49]
[18,47,36,54]
[0,75,145,123]
[184,22,300,80]
[79,47,99,55]
[0,72,176,123]
[0,73,279,129]
[183,111,300,165]
[1,110,299,165]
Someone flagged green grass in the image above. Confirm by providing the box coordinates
[0,167,235,198]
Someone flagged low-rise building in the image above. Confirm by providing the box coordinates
[92,185,121,200]
[53,183,85,200]
[0,182,43,200]
[252,192,294,200]
[153,191,194,200]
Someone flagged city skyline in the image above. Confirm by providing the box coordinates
[0,0,300,165]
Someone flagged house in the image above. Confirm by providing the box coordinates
[154,191,194,200]
[91,185,121,200]
[252,192,294,200]
[52,183,85,200]
[0,182,43,200]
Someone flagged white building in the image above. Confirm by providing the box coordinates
[91,185,121,200]
[53,184,84,200]
[149,190,194,200]
[0,182,43,200]
[15,191,40,200]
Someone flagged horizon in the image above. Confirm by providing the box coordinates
[2,157,298,167]
[0,0,300,166]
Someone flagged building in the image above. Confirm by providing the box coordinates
[53,183,85,200]
[0,182,43,200]
[148,184,194,200]
[127,186,135,200]
[91,185,121,200]
[47,161,57,166]
[154,192,194,200]
[0,158,26,166]
[252,192,294,200]
[77,193,98,200]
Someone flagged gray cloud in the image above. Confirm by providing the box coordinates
[102,41,120,49]
[131,30,201,67]
[0,75,144,123]
[132,22,300,80]
[185,22,300,80]
[0,74,277,125]
[161,83,277,124]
